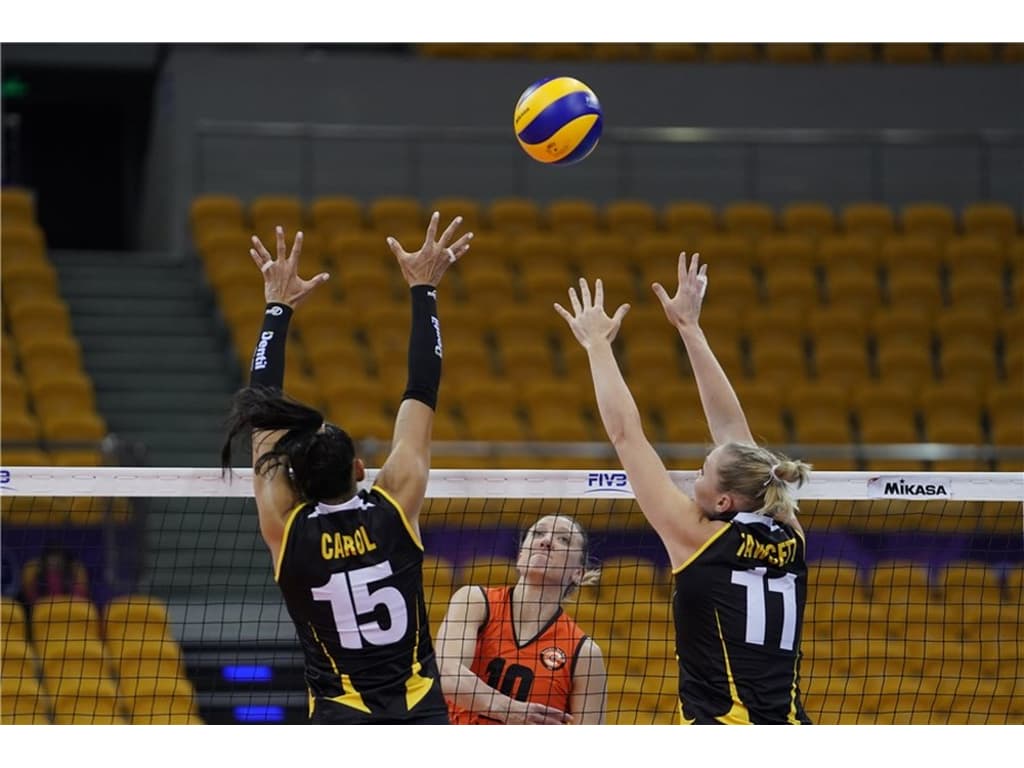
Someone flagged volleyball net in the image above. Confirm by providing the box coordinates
[1,466,1021,725]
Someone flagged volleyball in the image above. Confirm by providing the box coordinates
[513,76,603,166]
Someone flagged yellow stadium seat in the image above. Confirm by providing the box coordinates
[487,197,541,235]
[1,408,42,443]
[756,233,818,272]
[706,43,760,62]
[823,43,875,64]
[721,201,776,239]
[31,596,103,656]
[949,273,1006,315]
[961,203,1018,243]
[650,43,701,61]
[886,272,944,312]
[457,556,519,588]
[817,234,879,272]
[0,677,51,724]
[941,43,995,64]
[1,222,47,262]
[28,373,97,417]
[662,200,717,240]
[939,342,998,393]
[870,305,934,348]
[40,411,107,443]
[1,186,36,225]
[762,267,822,306]
[764,43,816,63]
[104,595,173,644]
[310,196,363,239]
[879,235,944,280]
[901,203,957,241]
[825,269,882,310]
[189,194,244,238]
[591,43,650,61]
[110,637,186,684]
[2,370,29,412]
[547,199,600,235]
[875,340,935,389]
[249,195,304,242]
[368,196,423,234]
[806,305,870,352]
[2,596,29,643]
[604,200,658,237]
[527,43,589,60]
[780,202,836,238]
[429,196,483,235]
[812,345,871,387]
[1,258,58,300]
[936,306,1000,349]
[945,236,1008,278]
[920,382,982,422]
[841,202,895,240]
[881,44,934,64]
[6,296,72,338]
[40,638,110,688]
[122,676,198,723]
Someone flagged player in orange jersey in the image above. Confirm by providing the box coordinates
[436,514,607,724]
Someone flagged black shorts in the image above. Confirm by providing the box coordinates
[310,697,451,725]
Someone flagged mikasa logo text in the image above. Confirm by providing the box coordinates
[884,481,948,497]
[867,475,952,499]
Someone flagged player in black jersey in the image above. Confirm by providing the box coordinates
[221,214,473,724]
[556,252,813,725]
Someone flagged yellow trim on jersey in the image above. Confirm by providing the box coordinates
[372,484,423,551]
[404,604,435,710]
[672,522,732,574]
[274,500,308,582]
[788,655,803,724]
[678,699,696,725]
[713,609,753,725]
[310,622,371,713]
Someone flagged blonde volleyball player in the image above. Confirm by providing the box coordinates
[555,252,813,725]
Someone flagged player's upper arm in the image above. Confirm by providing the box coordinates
[373,399,433,526]
[436,585,487,675]
[251,428,300,563]
[571,637,606,725]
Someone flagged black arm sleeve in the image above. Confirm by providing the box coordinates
[402,286,442,410]
[249,302,293,390]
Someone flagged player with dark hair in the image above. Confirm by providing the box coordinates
[555,252,813,725]
[221,213,472,724]
[436,514,606,724]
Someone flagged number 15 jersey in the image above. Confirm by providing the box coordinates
[275,486,447,722]
[672,511,811,725]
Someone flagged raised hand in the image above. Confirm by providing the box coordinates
[386,211,473,287]
[250,226,330,307]
[553,277,630,349]
[651,251,707,329]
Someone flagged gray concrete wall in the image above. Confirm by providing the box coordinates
[137,46,1024,253]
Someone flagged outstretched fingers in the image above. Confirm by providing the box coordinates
[578,277,592,308]
[437,214,464,249]
[421,211,440,250]
[288,230,304,263]
[568,285,583,316]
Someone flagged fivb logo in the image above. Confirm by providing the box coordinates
[585,472,632,495]
[867,475,951,499]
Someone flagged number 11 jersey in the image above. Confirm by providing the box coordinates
[672,511,811,725]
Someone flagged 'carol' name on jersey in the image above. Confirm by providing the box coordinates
[321,526,379,560]
[735,532,798,567]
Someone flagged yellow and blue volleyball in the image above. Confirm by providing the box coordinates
[514,76,603,166]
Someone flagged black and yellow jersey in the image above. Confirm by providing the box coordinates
[275,485,448,723]
[671,511,811,725]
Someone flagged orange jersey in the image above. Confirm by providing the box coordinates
[448,585,589,725]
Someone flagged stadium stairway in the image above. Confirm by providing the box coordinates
[52,251,274,600]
